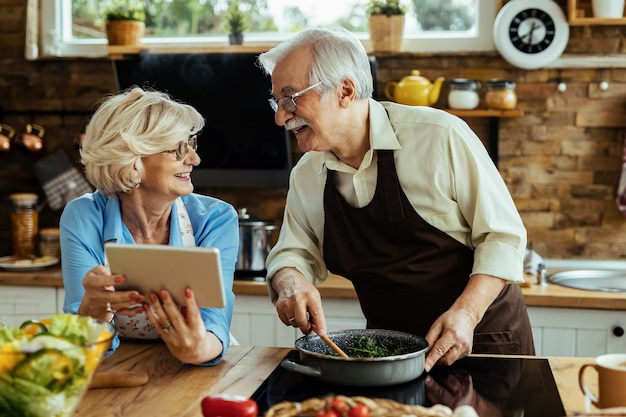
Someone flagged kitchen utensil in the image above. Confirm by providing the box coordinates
[89,371,149,389]
[0,313,115,417]
[281,329,429,387]
[384,70,445,106]
[311,324,349,358]
[579,353,626,408]
[236,208,277,273]
[485,79,517,110]
[0,123,15,152]
[448,78,480,110]
[319,334,349,359]
[9,193,38,259]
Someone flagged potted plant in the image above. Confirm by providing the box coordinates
[103,0,146,46]
[223,0,249,45]
[366,0,407,53]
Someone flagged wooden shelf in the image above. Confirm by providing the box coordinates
[107,44,271,60]
[443,108,524,118]
[567,0,626,25]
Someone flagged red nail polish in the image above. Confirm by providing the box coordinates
[185,288,192,298]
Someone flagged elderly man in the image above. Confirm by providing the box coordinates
[258,27,534,372]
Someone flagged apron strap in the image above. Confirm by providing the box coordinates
[378,151,405,223]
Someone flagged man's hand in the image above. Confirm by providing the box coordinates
[423,274,506,372]
[271,267,328,336]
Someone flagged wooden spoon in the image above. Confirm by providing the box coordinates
[311,324,349,358]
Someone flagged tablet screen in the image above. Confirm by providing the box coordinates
[104,243,226,308]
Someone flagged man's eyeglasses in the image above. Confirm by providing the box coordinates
[162,134,198,161]
[268,82,322,113]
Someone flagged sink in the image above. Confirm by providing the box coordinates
[547,270,626,293]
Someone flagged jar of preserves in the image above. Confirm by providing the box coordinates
[9,193,39,259]
[485,79,517,110]
[39,227,61,258]
[448,78,480,110]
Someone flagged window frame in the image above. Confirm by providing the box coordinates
[40,0,496,58]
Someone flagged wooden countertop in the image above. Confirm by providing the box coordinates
[3,267,626,310]
[77,342,599,417]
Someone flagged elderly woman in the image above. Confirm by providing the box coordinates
[60,87,239,366]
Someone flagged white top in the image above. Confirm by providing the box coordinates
[265,99,527,300]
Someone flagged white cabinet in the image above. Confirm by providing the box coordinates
[231,294,366,347]
[0,286,62,315]
[232,294,626,356]
[527,306,626,357]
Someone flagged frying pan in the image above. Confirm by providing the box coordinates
[281,329,429,387]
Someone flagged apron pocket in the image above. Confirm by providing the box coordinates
[473,331,519,354]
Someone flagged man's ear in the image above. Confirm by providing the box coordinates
[339,78,357,108]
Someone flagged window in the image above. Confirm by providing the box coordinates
[39,0,495,58]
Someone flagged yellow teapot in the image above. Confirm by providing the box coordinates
[384,70,445,106]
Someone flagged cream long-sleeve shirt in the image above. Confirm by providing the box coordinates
[265,99,526,301]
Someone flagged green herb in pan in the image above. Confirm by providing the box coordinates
[338,335,409,358]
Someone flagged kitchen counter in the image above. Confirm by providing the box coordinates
[77,342,598,417]
[2,266,626,310]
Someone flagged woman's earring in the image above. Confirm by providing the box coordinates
[19,123,45,152]
[0,124,15,152]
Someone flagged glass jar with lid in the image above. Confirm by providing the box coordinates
[39,227,61,258]
[9,193,39,259]
[485,79,517,110]
[448,78,481,110]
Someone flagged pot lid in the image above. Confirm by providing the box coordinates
[9,193,38,206]
[238,208,274,227]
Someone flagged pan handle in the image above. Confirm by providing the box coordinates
[280,359,322,377]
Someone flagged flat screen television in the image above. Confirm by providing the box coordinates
[114,52,292,189]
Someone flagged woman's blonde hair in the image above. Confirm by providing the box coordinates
[81,87,205,197]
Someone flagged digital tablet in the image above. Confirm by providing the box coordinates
[104,243,226,308]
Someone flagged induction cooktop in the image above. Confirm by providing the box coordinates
[251,351,565,417]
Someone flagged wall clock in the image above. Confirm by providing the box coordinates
[493,0,569,70]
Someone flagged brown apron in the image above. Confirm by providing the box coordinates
[323,150,534,355]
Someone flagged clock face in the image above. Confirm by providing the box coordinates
[509,8,555,54]
[493,0,569,69]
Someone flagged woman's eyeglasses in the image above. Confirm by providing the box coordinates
[268,82,322,113]
[162,134,198,161]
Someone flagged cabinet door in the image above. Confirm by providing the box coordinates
[322,298,366,331]
[232,295,367,347]
[527,306,626,357]
[231,295,299,347]
[0,286,58,315]
[57,287,66,312]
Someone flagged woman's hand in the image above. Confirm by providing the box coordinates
[78,265,144,321]
[143,288,223,365]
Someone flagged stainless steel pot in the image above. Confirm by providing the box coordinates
[281,329,429,387]
[236,208,276,272]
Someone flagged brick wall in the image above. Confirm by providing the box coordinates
[1,0,625,259]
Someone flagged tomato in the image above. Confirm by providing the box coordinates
[316,409,340,417]
[200,393,258,417]
[330,398,349,415]
[348,403,370,417]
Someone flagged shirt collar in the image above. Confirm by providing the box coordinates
[319,98,400,173]
[369,98,402,151]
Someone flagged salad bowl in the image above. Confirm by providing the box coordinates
[0,313,115,417]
